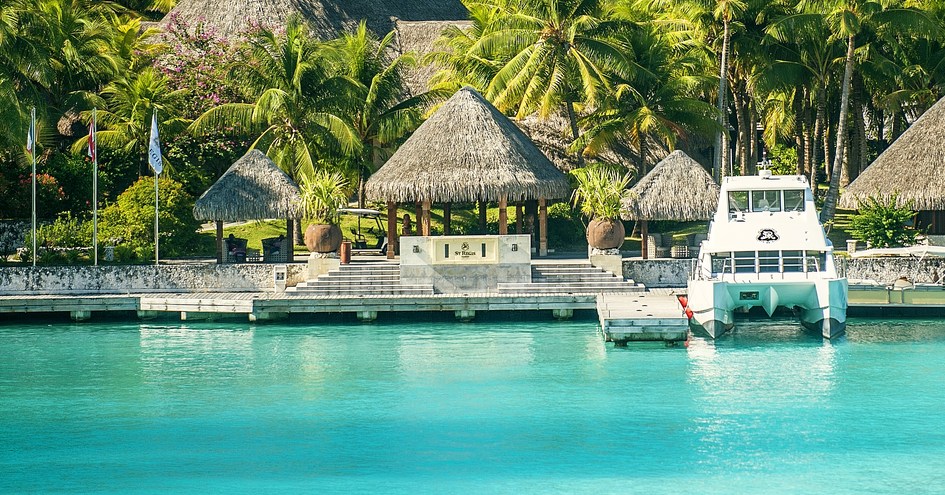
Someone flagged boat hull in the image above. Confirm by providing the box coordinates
[687,278,848,339]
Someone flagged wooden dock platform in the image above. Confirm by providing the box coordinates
[596,293,690,344]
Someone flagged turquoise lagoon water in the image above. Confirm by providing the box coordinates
[2,316,945,494]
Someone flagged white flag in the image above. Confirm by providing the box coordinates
[26,109,35,157]
[148,110,163,175]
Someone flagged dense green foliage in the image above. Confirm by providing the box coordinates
[850,196,919,248]
[98,177,203,260]
[3,0,945,261]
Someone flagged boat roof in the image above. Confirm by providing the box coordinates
[721,174,809,191]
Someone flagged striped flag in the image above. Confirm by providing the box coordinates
[26,110,36,157]
[87,110,97,162]
[148,110,163,175]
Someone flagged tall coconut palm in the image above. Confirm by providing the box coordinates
[479,0,630,146]
[71,66,188,176]
[331,23,428,207]
[426,1,507,93]
[573,22,718,175]
[819,0,938,222]
[189,15,359,183]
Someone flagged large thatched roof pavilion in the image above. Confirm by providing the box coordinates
[621,150,719,259]
[840,95,945,234]
[194,149,302,262]
[163,0,467,39]
[365,86,571,258]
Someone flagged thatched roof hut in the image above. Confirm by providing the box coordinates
[365,86,570,203]
[194,149,301,221]
[163,0,467,39]
[840,95,945,212]
[621,150,719,259]
[622,150,719,221]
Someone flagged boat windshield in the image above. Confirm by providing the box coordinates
[783,190,805,211]
[751,190,781,212]
[728,191,749,214]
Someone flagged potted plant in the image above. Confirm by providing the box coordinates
[300,170,351,253]
[570,165,632,250]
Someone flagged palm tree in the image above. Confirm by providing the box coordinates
[573,21,718,175]
[426,1,507,93]
[189,16,359,183]
[331,23,428,207]
[819,1,938,222]
[479,0,630,146]
[71,67,188,176]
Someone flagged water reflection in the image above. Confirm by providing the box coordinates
[685,321,839,470]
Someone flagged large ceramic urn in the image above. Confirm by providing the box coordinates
[586,217,625,250]
[305,223,343,253]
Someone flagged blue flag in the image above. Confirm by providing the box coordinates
[148,110,163,175]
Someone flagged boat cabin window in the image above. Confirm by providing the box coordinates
[728,191,749,215]
[751,190,781,212]
[783,189,805,211]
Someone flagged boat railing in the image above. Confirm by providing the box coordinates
[691,250,826,281]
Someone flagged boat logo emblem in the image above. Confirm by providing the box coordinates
[757,228,779,243]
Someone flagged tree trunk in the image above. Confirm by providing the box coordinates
[811,85,826,202]
[820,35,855,223]
[794,89,806,176]
[733,83,749,175]
[749,99,759,175]
[714,18,731,182]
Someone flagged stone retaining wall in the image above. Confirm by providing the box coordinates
[623,257,945,288]
[0,263,308,294]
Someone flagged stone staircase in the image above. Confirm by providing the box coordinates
[496,262,644,294]
[287,262,435,296]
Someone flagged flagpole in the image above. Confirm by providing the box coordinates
[149,108,161,266]
[155,172,159,266]
[30,107,36,267]
[92,108,98,266]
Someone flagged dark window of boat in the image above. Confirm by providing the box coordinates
[734,251,756,273]
[711,253,731,273]
[782,250,804,272]
[751,190,781,212]
[783,190,805,212]
[728,191,749,215]
[758,250,780,272]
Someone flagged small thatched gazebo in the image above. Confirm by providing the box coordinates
[365,86,571,258]
[840,95,945,234]
[621,150,720,259]
[194,149,302,263]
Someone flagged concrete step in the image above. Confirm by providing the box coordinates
[533,274,621,282]
[287,284,434,295]
[316,274,401,282]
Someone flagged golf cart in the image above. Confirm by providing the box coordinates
[339,208,387,254]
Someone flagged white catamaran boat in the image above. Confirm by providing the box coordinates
[686,171,848,339]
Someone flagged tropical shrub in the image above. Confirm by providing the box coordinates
[569,165,631,220]
[299,170,351,224]
[98,176,203,259]
[850,196,919,248]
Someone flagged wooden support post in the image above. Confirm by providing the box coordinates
[421,199,431,236]
[498,195,508,235]
[215,220,223,264]
[387,201,397,259]
[539,197,548,257]
[443,203,452,235]
[415,202,423,231]
[286,217,295,247]
[478,200,487,233]
[516,203,523,234]
[641,220,649,260]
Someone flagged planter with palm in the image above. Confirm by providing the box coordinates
[300,170,350,253]
[571,165,631,250]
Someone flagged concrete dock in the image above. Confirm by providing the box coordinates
[596,293,690,345]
